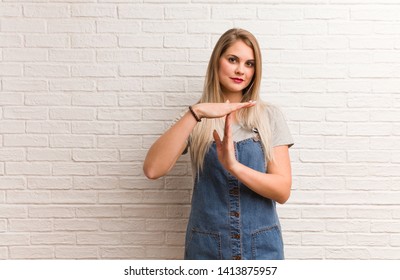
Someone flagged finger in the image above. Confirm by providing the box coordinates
[224,113,233,142]
[229,100,256,112]
[213,129,222,147]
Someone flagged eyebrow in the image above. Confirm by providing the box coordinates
[226,54,255,62]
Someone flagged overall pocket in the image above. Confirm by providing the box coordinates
[185,228,222,260]
[251,225,284,260]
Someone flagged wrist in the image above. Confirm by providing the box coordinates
[190,104,203,120]
[227,160,242,175]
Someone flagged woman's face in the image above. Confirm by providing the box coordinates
[218,40,255,99]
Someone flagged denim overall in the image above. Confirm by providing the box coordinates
[184,136,284,260]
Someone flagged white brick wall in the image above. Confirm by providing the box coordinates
[1,1,399,260]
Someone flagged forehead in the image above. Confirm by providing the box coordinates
[222,40,254,60]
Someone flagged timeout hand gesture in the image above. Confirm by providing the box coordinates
[192,100,256,120]
[213,112,239,173]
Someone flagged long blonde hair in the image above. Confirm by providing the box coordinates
[190,28,273,173]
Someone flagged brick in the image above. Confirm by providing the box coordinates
[302,206,347,218]
[51,190,97,204]
[49,79,95,91]
[9,219,52,232]
[122,206,167,218]
[23,4,69,18]
[49,108,96,120]
[73,177,119,190]
[72,122,116,134]
[100,246,145,259]
[122,232,164,245]
[97,79,141,91]
[3,80,47,92]
[145,246,184,260]
[31,233,76,245]
[6,163,51,175]
[55,247,98,259]
[119,63,163,77]
[29,206,75,218]
[52,163,97,176]
[0,206,27,218]
[119,35,163,48]
[97,20,140,33]
[325,192,369,205]
[0,35,22,47]
[72,65,118,78]
[0,177,26,190]
[50,135,94,148]
[368,248,400,260]
[0,94,23,106]
[326,220,370,233]
[97,50,140,62]
[54,219,99,231]
[49,49,94,62]
[118,5,163,19]
[0,4,21,16]
[98,108,141,121]
[302,233,346,246]
[164,35,209,48]
[77,233,121,245]
[75,206,121,218]
[0,234,30,246]
[3,135,47,148]
[24,64,70,77]
[6,190,51,203]
[47,19,95,33]
[0,64,22,76]
[98,163,142,176]
[10,246,54,260]
[25,35,69,48]
[348,207,392,219]
[100,219,146,232]
[73,149,118,162]
[325,248,370,259]
[0,149,25,161]
[347,234,389,246]
[26,121,70,134]
[144,21,186,33]
[71,4,117,17]
[28,176,72,190]
[0,48,47,62]
[1,19,46,33]
[97,136,141,149]
[98,191,143,204]
[71,35,117,48]
[25,94,71,106]
[119,121,164,135]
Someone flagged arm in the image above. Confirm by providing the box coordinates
[143,111,197,180]
[213,113,292,204]
[143,101,256,180]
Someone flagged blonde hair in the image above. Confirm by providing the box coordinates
[190,28,273,173]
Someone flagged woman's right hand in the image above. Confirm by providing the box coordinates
[192,100,256,120]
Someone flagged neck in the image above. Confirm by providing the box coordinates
[223,92,243,103]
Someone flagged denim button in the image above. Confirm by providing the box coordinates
[229,188,239,195]
[233,255,241,260]
[230,211,240,217]
[232,234,240,239]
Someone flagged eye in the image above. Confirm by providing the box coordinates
[246,61,255,67]
[228,56,237,63]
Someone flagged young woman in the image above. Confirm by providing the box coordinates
[143,28,293,260]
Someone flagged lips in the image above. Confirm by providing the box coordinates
[231,77,244,83]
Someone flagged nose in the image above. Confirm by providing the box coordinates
[235,64,244,75]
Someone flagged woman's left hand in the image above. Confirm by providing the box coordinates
[213,113,239,173]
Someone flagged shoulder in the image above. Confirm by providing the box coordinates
[261,102,287,125]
